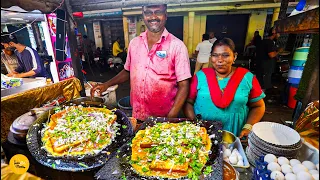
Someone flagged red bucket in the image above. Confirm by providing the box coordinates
[288,85,298,109]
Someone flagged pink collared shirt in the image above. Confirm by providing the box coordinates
[124,29,191,120]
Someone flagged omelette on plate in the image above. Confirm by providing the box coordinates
[130,121,212,179]
[41,106,120,157]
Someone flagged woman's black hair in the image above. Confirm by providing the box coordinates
[211,38,236,53]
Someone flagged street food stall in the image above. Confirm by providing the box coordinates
[1,1,319,180]
[0,77,319,180]
[1,77,47,98]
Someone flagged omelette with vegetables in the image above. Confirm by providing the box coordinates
[41,106,120,157]
[130,121,213,179]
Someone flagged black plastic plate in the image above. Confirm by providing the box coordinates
[26,106,134,172]
[94,117,223,180]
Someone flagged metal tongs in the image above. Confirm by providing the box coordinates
[30,106,55,116]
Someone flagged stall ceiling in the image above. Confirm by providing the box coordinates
[1,6,45,25]
[69,0,279,12]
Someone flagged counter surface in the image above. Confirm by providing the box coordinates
[1,78,47,98]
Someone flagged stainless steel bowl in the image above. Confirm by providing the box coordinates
[222,130,237,150]
[67,97,105,106]
[10,125,27,141]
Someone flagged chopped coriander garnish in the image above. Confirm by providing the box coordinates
[204,166,213,175]
[121,173,127,180]
[142,167,149,172]
[78,162,88,168]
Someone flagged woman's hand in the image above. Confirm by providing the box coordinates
[239,129,251,143]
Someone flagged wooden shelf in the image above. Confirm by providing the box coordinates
[274,7,319,34]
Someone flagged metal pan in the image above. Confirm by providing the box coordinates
[94,117,224,180]
[26,105,134,172]
[63,96,108,107]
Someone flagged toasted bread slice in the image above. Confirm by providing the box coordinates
[149,159,189,173]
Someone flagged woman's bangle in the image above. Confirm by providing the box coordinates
[242,124,253,131]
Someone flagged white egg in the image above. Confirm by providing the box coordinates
[302,161,317,170]
[285,173,297,180]
[270,171,285,180]
[309,169,319,175]
[232,148,239,154]
[268,162,282,172]
[265,154,278,164]
[317,164,319,171]
[290,159,301,167]
[223,149,232,158]
[296,171,313,180]
[237,159,244,166]
[281,164,293,174]
[233,149,241,157]
[278,157,290,166]
[230,150,237,157]
[229,154,238,165]
[312,174,319,180]
[292,164,308,174]
[222,145,227,151]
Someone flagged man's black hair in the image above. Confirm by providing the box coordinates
[1,33,18,44]
[202,34,209,40]
[142,4,167,11]
[268,27,275,37]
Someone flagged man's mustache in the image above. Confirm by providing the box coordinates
[148,19,160,23]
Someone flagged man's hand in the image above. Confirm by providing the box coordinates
[90,69,130,98]
[7,73,22,78]
[7,71,18,77]
[7,73,14,77]
[90,83,110,97]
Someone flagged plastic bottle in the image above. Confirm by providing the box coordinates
[46,78,53,85]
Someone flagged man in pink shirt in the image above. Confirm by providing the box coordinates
[91,4,191,121]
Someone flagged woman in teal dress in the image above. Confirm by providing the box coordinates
[184,38,266,139]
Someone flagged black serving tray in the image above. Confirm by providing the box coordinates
[94,117,223,180]
[26,105,134,172]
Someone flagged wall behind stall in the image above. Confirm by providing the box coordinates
[183,14,207,55]
[206,14,250,54]
[7,24,31,47]
[166,16,184,41]
[76,21,94,42]
[244,10,268,48]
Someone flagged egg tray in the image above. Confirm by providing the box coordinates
[226,137,250,170]
[94,117,224,180]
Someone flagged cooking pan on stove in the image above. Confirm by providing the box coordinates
[95,117,224,180]
[26,103,134,172]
